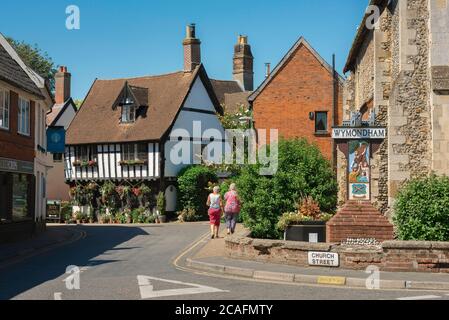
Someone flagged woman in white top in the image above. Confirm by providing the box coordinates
[206,186,223,239]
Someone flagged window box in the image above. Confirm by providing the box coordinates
[119,159,148,166]
[73,160,98,168]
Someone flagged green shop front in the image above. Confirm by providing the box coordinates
[0,157,36,242]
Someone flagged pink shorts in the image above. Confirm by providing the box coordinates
[208,208,221,226]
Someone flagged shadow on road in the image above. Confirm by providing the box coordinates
[0,225,149,299]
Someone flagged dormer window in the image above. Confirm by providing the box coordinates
[121,104,135,123]
[119,83,136,123]
[116,82,148,124]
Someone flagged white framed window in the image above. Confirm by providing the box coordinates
[122,143,147,161]
[121,105,136,123]
[18,97,30,136]
[0,88,10,130]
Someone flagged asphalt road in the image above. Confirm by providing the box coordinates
[1,223,449,301]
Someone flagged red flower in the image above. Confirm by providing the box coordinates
[132,188,141,197]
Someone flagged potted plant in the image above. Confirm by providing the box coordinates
[75,211,86,224]
[139,184,152,208]
[156,192,167,223]
[276,196,333,243]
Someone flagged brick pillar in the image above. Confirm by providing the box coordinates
[326,201,394,243]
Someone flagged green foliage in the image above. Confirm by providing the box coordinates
[177,165,218,219]
[156,192,166,216]
[218,105,252,130]
[74,99,83,109]
[236,138,337,239]
[61,202,72,222]
[393,174,449,241]
[276,212,304,231]
[6,37,57,90]
[177,208,201,222]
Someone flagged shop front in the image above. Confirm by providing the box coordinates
[0,157,35,242]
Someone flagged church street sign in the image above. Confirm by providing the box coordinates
[332,127,386,140]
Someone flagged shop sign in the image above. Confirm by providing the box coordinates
[0,157,34,174]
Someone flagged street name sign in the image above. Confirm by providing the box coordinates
[332,127,386,140]
[308,252,339,267]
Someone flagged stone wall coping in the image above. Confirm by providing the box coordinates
[382,241,449,249]
[227,235,449,252]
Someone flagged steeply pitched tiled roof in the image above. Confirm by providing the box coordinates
[210,79,243,105]
[66,65,221,145]
[0,38,43,98]
[248,37,344,103]
[224,91,251,113]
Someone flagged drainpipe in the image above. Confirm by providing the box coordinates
[332,54,337,172]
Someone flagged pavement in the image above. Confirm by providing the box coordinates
[1,223,449,300]
[184,224,449,291]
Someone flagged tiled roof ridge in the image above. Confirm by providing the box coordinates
[96,70,187,82]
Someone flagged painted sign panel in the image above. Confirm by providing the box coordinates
[47,126,66,153]
[332,127,386,139]
[348,141,370,201]
[308,252,340,267]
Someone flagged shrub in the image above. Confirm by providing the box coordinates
[156,192,166,216]
[177,165,218,220]
[61,202,72,223]
[298,196,321,220]
[236,138,337,239]
[177,208,201,222]
[393,174,449,241]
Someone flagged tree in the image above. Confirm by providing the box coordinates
[6,37,57,90]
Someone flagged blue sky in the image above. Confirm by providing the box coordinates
[0,0,368,100]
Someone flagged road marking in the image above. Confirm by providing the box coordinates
[397,295,441,300]
[317,276,346,286]
[137,275,228,299]
[54,292,62,300]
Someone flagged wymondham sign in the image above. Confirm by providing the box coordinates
[332,127,386,140]
[308,252,339,267]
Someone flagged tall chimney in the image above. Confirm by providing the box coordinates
[233,35,254,91]
[183,24,201,72]
[55,66,71,104]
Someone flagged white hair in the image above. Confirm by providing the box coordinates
[213,186,220,193]
[229,183,236,191]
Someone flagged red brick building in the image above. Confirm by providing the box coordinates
[0,33,52,241]
[249,37,344,162]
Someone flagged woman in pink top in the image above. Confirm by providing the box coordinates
[224,183,241,235]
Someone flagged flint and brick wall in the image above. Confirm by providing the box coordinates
[340,0,441,216]
[226,234,449,273]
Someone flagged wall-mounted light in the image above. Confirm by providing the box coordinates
[309,112,315,120]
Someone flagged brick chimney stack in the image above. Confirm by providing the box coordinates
[233,35,254,91]
[55,66,71,104]
[183,24,201,72]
